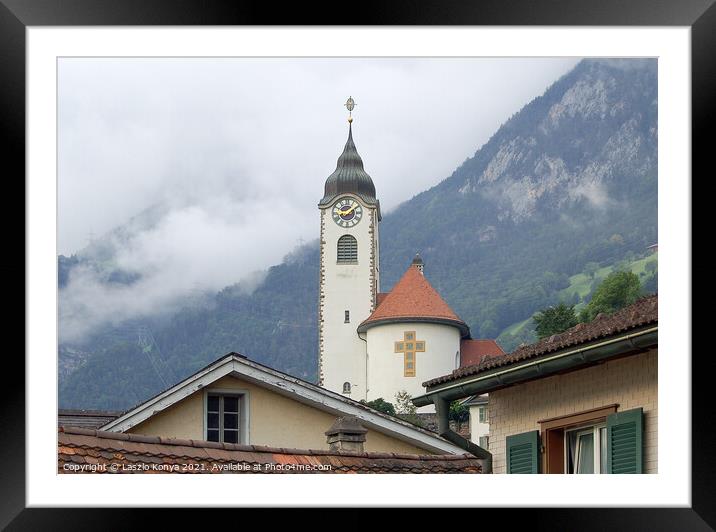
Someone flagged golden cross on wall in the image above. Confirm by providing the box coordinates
[394,331,426,377]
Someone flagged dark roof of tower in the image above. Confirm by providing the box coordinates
[319,123,378,207]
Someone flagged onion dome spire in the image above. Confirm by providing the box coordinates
[319,97,378,208]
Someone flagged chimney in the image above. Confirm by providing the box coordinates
[325,416,367,452]
[412,252,424,275]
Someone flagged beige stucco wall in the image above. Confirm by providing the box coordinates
[488,349,657,474]
[127,375,430,455]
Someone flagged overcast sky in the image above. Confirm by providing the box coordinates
[58,57,580,340]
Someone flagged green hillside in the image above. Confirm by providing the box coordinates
[59,59,658,410]
[497,251,658,351]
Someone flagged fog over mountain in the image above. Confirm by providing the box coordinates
[58,58,657,409]
[58,57,579,342]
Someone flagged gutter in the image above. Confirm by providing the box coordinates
[413,326,657,469]
[415,326,657,406]
[434,395,493,472]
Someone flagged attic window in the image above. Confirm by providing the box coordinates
[342,382,351,395]
[206,393,241,444]
[337,235,358,263]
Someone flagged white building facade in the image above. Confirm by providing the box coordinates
[318,115,472,412]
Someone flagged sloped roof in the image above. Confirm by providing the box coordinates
[423,295,658,388]
[58,409,122,429]
[460,339,505,367]
[358,266,469,336]
[319,123,378,208]
[58,427,482,474]
[100,352,464,455]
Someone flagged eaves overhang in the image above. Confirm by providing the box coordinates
[413,325,658,407]
[357,316,471,337]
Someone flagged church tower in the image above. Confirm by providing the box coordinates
[318,98,380,400]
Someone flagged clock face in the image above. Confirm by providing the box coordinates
[331,198,363,228]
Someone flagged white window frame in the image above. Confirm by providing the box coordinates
[478,405,486,424]
[564,422,606,474]
[203,388,251,445]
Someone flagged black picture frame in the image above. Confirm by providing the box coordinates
[5,0,708,527]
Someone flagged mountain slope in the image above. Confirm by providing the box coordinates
[59,58,657,409]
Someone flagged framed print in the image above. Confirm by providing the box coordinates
[7,0,709,526]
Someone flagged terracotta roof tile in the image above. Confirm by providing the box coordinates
[58,409,123,430]
[359,266,468,334]
[460,339,505,367]
[57,427,482,474]
[424,295,658,388]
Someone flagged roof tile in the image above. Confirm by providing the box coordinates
[359,266,467,333]
[424,295,658,388]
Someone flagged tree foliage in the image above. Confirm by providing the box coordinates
[361,397,396,416]
[533,303,579,339]
[580,270,642,322]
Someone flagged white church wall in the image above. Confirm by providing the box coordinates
[365,322,461,413]
[319,195,378,400]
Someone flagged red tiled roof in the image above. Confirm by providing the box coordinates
[424,294,658,388]
[359,266,468,335]
[58,427,482,474]
[376,292,390,308]
[460,339,505,367]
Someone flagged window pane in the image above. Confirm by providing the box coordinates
[405,333,414,340]
[207,413,219,429]
[406,343,414,350]
[207,396,219,412]
[415,342,425,350]
[223,430,239,443]
[406,362,413,369]
[224,413,238,430]
[223,396,239,413]
[207,429,220,442]
[395,342,404,351]
[576,433,595,474]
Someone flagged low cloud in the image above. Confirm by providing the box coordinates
[59,194,310,343]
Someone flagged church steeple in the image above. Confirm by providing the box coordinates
[319,99,377,208]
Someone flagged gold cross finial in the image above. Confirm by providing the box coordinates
[345,96,356,123]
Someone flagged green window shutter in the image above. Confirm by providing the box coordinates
[607,408,643,474]
[506,430,540,474]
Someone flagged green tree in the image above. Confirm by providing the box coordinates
[584,261,600,279]
[361,397,396,416]
[580,270,642,322]
[394,390,422,426]
[449,400,469,431]
[532,303,579,339]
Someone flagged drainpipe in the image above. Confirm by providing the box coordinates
[434,396,493,473]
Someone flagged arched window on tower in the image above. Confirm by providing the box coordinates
[337,235,358,263]
[342,382,351,395]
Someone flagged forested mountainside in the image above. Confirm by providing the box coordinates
[59,58,657,409]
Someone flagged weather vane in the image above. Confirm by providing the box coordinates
[345,96,356,123]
